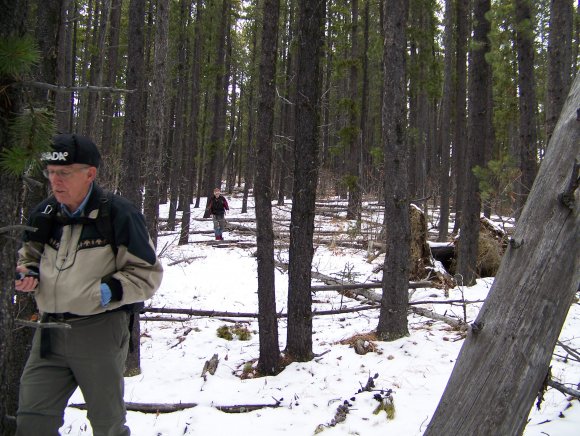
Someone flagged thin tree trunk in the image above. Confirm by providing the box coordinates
[100,0,122,189]
[346,0,361,222]
[83,0,111,139]
[286,0,326,361]
[180,0,204,246]
[241,26,258,215]
[456,0,491,286]
[203,0,230,203]
[376,0,410,341]
[546,0,573,145]
[514,0,538,214]
[143,0,169,244]
[254,0,281,375]
[120,0,146,207]
[437,0,454,242]
[55,0,73,132]
[452,0,469,235]
[167,0,190,231]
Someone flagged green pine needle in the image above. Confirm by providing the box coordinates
[0,110,54,175]
[0,36,40,78]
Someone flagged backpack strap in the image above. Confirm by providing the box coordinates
[95,190,117,255]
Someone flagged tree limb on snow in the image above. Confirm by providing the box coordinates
[547,379,580,399]
[69,402,197,413]
[69,401,282,414]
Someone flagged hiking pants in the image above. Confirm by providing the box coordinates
[16,310,131,436]
[212,213,226,237]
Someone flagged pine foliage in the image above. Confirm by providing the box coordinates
[0,36,39,77]
[0,36,53,175]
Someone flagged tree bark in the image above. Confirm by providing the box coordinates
[456,0,491,286]
[0,4,29,434]
[286,0,326,362]
[143,0,170,246]
[437,0,454,242]
[83,0,112,139]
[546,0,574,144]
[100,0,122,189]
[346,0,361,222]
[254,0,281,375]
[203,0,230,201]
[425,73,580,436]
[376,0,410,341]
[180,0,204,246]
[514,0,538,213]
[120,0,146,206]
[452,0,469,235]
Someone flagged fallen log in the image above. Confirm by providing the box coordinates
[214,403,282,413]
[143,305,380,318]
[69,402,198,413]
[410,307,468,331]
[143,298,484,321]
[69,401,283,414]
[311,281,433,292]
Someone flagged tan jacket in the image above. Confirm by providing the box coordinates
[18,185,163,316]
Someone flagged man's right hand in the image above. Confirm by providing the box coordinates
[15,267,39,292]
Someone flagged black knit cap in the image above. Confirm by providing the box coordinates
[41,133,101,168]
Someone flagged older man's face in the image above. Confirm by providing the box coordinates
[45,164,96,211]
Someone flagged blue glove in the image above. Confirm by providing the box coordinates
[100,283,112,307]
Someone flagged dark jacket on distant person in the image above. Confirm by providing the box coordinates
[208,195,229,216]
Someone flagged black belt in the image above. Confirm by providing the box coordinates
[45,312,88,322]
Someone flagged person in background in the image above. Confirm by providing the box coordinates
[14,133,163,436]
[207,187,229,240]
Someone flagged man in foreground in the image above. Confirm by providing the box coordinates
[14,133,163,436]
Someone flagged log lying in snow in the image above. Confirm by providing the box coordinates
[69,401,283,414]
[311,281,433,292]
[69,402,198,413]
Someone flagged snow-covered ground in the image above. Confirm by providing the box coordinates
[61,194,579,435]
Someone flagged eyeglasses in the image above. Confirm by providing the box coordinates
[42,166,90,180]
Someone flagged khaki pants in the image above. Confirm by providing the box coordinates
[16,311,130,436]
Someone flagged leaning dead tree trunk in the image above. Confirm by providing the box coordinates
[425,75,580,436]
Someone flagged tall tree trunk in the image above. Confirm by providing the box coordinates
[546,0,573,144]
[286,0,326,361]
[203,0,230,205]
[180,0,204,246]
[254,0,281,375]
[456,0,491,286]
[452,0,469,235]
[167,0,190,231]
[359,0,370,194]
[376,0,410,341]
[425,73,580,436]
[143,0,169,244]
[120,0,146,206]
[514,0,538,214]
[241,25,258,215]
[346,0,361,222]
[437,0,454,242]
[33,0,60,106]
[100,0,122,189]
[55,0,73,132]
[83,0,112,139]
[131,0,169,377]
[0,4,29,434]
